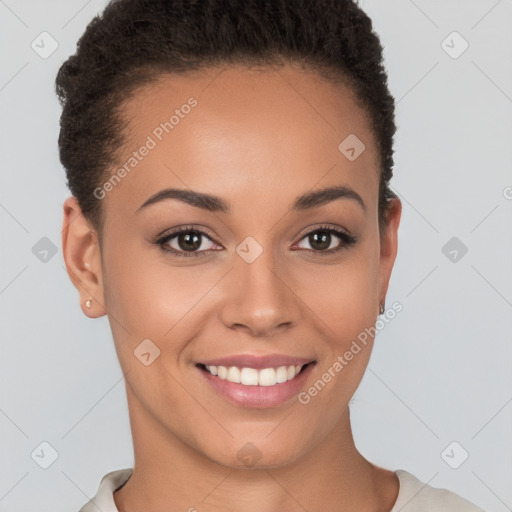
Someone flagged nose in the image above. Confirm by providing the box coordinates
[219,248,301,338]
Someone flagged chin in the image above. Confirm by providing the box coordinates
[203,436,307,471]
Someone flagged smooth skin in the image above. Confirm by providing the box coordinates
[62,63,402,512]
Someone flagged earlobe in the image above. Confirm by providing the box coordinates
[61,196,106,318]
[378,197,402,308]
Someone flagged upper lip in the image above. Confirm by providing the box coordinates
[199,354,315,369]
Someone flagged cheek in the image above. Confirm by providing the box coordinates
[103,231,380,358]
[101,238,221,358]
[301,253,380,344]
[297,240,380,401]
[293,259,379,436]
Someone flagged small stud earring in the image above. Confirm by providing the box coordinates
[85,299,92,309]
[379,301,385,315]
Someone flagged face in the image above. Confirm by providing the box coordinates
[63,63,401,469]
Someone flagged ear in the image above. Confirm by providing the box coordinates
[61,196,106,318]
[378,197,402,311]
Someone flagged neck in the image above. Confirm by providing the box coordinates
[114,386,398,512]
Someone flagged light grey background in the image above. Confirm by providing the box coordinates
[1,1,511,510]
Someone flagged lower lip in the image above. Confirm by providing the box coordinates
[197,363,315,408]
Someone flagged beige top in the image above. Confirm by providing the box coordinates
[79,468,486,511]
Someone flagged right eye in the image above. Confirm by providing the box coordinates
[155,226,222,258]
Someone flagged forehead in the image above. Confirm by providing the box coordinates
[121,63,376,149]
[104,63,380,219]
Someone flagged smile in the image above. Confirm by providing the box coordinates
[204,364,304,386]
[196,361,316,408]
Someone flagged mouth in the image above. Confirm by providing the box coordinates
[196,362,313,386]
[195,361,316,408]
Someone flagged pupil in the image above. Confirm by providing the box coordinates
[179,232,201,251]
[310,231,330,251]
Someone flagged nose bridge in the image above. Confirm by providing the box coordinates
[220,239,298,335]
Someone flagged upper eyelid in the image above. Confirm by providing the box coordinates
[294,223,351,240]
[161,226,221,245]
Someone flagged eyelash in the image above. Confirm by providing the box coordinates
[154,224,357,258]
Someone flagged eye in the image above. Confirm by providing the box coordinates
[154,224,357,259]
[155,226,221,258]
[293,226,357,255]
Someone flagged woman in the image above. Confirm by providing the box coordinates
[58,0,485,510]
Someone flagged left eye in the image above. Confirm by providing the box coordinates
[294,228,353,252]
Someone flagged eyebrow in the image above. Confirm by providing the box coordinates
[136,184,366,214]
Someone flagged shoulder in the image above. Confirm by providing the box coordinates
[390,469,486,512]
[79,468,133,512]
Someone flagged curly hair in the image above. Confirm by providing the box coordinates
[56,0,397,241]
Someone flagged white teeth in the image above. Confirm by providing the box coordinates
[227,366,241,383]
[258,368,276,386]
[275,366,288,383]
[217,366,227,379]
[241,367,259,385]
[205,364,304,386]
